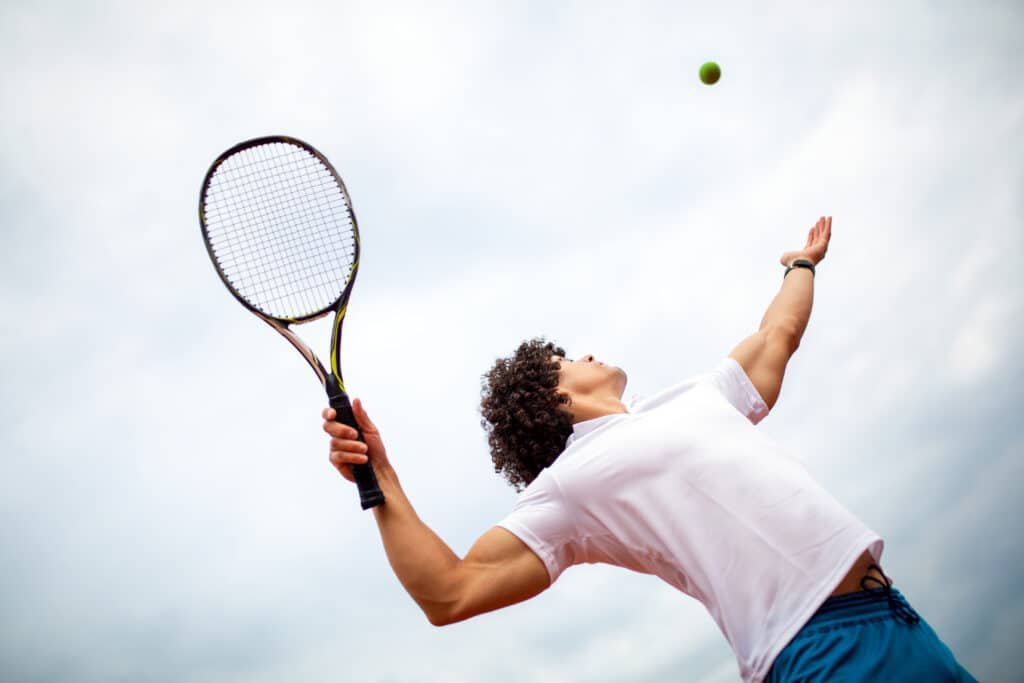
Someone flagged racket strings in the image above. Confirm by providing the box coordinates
[212,201,345,317]
[203,142,356,319]
[207,188,349,297]
[209,147,352,314]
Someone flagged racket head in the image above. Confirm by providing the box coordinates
[198,135,360,326]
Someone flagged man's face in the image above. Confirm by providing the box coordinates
[553,353,628,403]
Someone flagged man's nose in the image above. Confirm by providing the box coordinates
[579,354,595,363]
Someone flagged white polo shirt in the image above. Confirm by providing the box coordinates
[497,357,883,683]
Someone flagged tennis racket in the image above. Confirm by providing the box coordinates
[198,135,384,510]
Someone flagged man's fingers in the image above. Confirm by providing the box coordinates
[330,449,369,465]
[330,447,368,469]
[322,405,372,484]
[329,431,369,469]
[331,460,356,483]
[819,218,831,245]
[330,436,368,453]
[323,420,360,439]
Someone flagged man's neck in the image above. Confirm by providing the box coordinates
[570,395,628,424]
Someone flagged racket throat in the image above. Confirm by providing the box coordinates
[324,373,348,403]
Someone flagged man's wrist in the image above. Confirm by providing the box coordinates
[784,259,816,279]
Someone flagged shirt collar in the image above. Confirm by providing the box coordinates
[566,411,629,448]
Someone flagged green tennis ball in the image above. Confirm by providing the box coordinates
[699,61,721,85]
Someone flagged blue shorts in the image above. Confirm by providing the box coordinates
[766,587,977,682]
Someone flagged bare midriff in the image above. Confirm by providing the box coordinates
[830,550,888,597]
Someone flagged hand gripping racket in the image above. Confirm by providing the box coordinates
[199,135,384,510]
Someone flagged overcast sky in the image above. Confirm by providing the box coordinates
[1,1,1021,681]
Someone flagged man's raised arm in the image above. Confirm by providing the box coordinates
[729,217,832,411]
[323,400,550,626]
[760,216,831,344]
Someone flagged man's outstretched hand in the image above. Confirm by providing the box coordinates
[780,216,832,267]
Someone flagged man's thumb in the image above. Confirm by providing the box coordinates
[353,398,376,433]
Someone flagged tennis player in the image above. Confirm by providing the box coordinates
[322,217,976,682]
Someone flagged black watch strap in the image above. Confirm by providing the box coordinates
[784,259,816,279]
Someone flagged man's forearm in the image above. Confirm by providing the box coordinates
[370,465,464,623]
[759,267,814,346]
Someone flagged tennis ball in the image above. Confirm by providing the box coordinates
[699,61,721,85]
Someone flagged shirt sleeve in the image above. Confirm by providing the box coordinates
[705,357,771,425]
[496,470,577,584]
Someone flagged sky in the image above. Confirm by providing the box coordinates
[1,0,1021,681]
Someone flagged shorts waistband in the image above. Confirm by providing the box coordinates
[804,587,922,630]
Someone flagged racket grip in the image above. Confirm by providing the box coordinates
[329,393,385,510]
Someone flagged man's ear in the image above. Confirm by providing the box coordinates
[557,391,575,421]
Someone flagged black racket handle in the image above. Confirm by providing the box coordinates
[329,393,385,510]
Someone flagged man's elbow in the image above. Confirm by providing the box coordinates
[421,598,463,627]
[425,604,456,627]
[423,590,493,627]
[427,611,450,627]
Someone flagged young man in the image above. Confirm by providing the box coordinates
[322,217,976,682]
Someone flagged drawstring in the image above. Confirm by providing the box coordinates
[859,564,921,625]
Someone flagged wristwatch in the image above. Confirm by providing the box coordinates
[784,258,816,279]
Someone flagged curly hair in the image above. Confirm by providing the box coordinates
[480,337,574,491]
